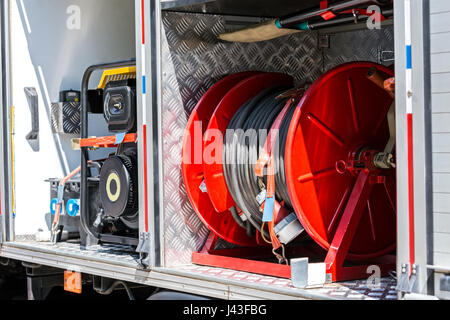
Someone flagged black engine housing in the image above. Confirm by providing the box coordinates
[99,143,139,230]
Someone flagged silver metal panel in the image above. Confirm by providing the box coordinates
[433,213,450,234]
[434,193,450,213]
[50,102,81,134]
[160,12,319,267]
[431,52,450,74]
[0,241,396,300]
[394,0,410,297]
[323,27,394,71]
[430,33,450,54]
[159,11,394,266]
[431,92,450,113]
[411,0,433,295]
[430,11,450,34]
[1,0,14,241]
[4,241,140,267]
[434,233,450,254]
[433,133,450,152]
[433,153,450,173]
[434,173,450,193]
[435,253,450,266]
[431,73,450,93]
[430,0,450,14]
[170,264,398,300]
[0,0,5,243]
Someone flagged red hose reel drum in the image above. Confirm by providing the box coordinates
[182,72,294,246]
[285,62,396,260]
[181,72,259,247]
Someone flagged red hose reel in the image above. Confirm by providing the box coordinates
[181,62,396,281]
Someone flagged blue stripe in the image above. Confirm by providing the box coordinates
[142,75,146,94]
[406,45,412,69]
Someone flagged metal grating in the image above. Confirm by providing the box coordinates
[160,11,395,266]
[7,241,140,267]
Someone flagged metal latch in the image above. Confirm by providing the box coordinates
[136,232,151,269]
[378,48,395,64]
[397,264,418,293]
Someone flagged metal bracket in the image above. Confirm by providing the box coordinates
[378,48,395,64]
[24,87,39,152]
[136,232,151,268]
[396,264,418,294]
[319,34,330,49]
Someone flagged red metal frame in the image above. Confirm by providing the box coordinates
[191,63,396,282]
[193,182,395,282]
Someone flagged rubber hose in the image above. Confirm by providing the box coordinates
[223,85,293,234]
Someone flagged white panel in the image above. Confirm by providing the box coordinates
[434,213,450,233]
[431,52,450,74]
[433,153,450,173]
[430,11,450,34]
[433,192,450,213]
[430,0,450,14]
[434,193,450,213]
[431,93,450,113]
[431,73,450,93]
[431,33,450,54]
[432,113,450,133]
[435,252,450,266]
[433,133,450,152]
[434,233,450,254]
[433,173,450,193]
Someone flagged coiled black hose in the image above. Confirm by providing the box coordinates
[222,86,295,234]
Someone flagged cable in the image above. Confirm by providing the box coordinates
[95,280,135,300]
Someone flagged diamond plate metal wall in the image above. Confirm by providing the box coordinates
[160,11,394,267]
[322,26,395,71]
[51,102,81,134]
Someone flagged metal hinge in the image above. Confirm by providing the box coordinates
[396,263,418,293]
[136,232,151,269]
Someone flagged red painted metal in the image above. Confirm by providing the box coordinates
[141,0,145,44]
[143,125,149,233]
[285,62,396,260]
[203,73,293,213]
[192,233,290,279]
[192,250,292,279]
[181,72,259,246]
[407,113,415,273]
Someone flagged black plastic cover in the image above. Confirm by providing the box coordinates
[103,79,136,132]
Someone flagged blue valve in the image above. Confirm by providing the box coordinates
[50,198,58,215]
[66,199,80,217]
